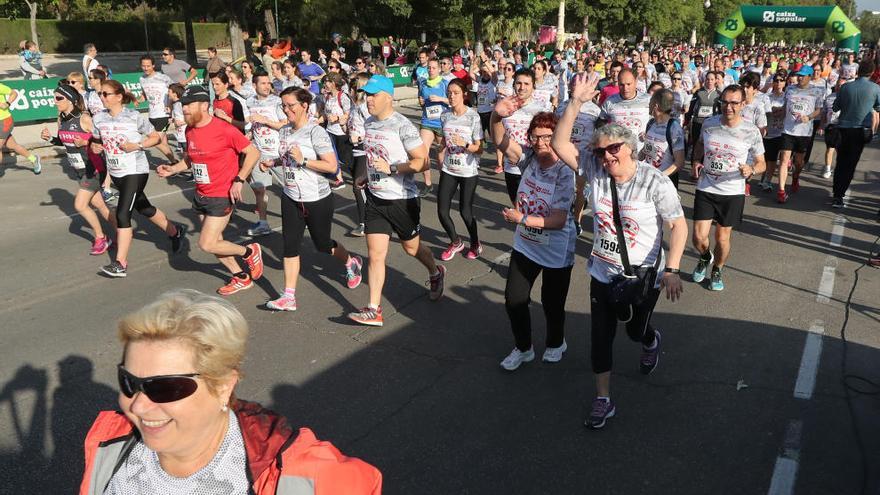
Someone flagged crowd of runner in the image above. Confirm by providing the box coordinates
[2,34,879,432]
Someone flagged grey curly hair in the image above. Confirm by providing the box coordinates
[591,123,639,160]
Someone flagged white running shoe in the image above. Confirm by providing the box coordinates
[822,167,832,179]
[542,340,568,363]
[500,347,535,371]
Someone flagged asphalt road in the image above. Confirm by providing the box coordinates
[0,106,878,494]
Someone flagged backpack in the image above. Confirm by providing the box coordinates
[645,117,680,156]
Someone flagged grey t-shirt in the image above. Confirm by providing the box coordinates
[161,59,193,84]
[105,411,249,495]
[581,155,683,285]
[599,93,652,152]
[364,111,424,200]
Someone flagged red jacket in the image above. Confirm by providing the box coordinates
[80,400,382,494]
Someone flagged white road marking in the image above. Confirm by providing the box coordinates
[793,321,825,400]
[829,215,847,247]
[767,420,802,495]
[816,264,836,304]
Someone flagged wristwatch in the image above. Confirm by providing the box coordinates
[389,163,399,175]
[663,267,680,274]
[233,176,245,184]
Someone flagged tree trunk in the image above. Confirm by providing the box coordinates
[472,10,482,45]
[25,0,39,50]
[182,0,198,66]
[556,0,565,50]
[229,18,244,62]
[264,9,278,40]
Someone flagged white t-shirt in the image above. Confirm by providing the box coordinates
[841,62,858,81]
[581,156,683,285]
[512,153,576,268]
[364,112,424,200]
[82,55,99,75]
[554,99,600,153]
[348,100,368,158]
[765,92,786,139]
[278,122,335,202]
[533,77,558,111]
[600,92,652,152]
[476,79,497,114]
[740,95,768,129]
[501,99,544,175]
[823,93,840,127]
[783,86,823,137]
[139,72,173,119]
[440,108,483,178]
[671,88,691,123]
[92,107,153,177]
[321,91,351,136]
[496,80,514,100]
[86,90,104,116]
[638,119,685,173]
[247,94,286,161]
[171,101,186,143]
[697,115,764,196]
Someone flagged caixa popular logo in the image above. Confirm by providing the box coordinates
[763,11,775,23]
[398,66,411,78]
[831,21,846,34]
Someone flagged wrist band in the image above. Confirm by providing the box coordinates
[664,267,680,274]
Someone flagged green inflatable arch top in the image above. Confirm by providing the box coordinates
[714,5,860,53]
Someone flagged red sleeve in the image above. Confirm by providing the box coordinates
[224,120,252,153]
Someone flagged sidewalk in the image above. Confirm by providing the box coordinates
[3,84,421,157]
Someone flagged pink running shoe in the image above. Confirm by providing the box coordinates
[440,240,465,261]
[464,242,482,260]
[90,236,111,256]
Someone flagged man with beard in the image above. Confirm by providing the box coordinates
[156,86,266,296]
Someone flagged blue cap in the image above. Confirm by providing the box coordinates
[732,60,743,68]
[360,75,394,96]
[795,65,814,77]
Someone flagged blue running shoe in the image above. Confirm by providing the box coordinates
[692,252,714,283]
[709,268,724,291]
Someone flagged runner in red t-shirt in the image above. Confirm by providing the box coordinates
[157,86,265,296]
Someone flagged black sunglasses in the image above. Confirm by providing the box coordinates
[593,142,625,157]
[99,91,119,97]
[118,365,201,403]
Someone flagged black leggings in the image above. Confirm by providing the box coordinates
[504,171,522,205]
[330,132,353,171]
[351,153,367,224]
[505,250,574,351]
[112,174,156,228]
[280,193,336,258]
[437,171,479,243]
[589,277,661,374]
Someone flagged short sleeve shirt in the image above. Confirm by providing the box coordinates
[322,91,352,136]
[247,94,286,161]
[600,93,652,152]
[533,76,558,111]
[92,107,153,177]
[161,59,193,84]
[639,119,685,173]
[139,72,173,119]
[513,154,577,269]
[554,99,600,153]
[278,122,336,202]
[697,115,764,196]
[0,83,13,120]
[364,112,424,200]
[440,108,483,178]
[185,117,252,197]
[783,86,824,137]
[501,99,545,175]
[581,155,683,285]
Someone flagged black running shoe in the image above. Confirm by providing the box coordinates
[101,261,127,278]
[170,223,187,254]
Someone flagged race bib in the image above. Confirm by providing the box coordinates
[517,224,549,245]
[477,95,488,106]
[67,153,86,169]
[255,131,279,152]
[106,152,138,175]
[792,101,808,114]
[698,106,712,118]
[591,228,623,266]
[446,154,466,173]
[283,165,297,187]
[192,163,210,184]
[572,125,583,138]
[426,105,443,119]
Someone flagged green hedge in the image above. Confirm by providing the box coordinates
[0,19,228,54]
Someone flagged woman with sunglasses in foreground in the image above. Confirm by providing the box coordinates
[40,84,115,255]
[91,80,186,278]
[494,109,576,371]
[80,289,382,494]
[553,74,686,429]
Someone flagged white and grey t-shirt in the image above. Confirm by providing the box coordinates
[321,91,352,136]
[501,98,544,175]
[440,107,483,178]
[697,115,765,196]
[139,72,173,119]
[364,111,424,200]
[476,79,497,114]
[92,107,153,177]
[278,122,336,203]
[247,94,286,161]
[554,99,600,153]
[600,93,652,152]
[581,155,683,285]
[782,86,823,137]
[765,91,786,139]
[533,76,558,111]
[638,119,685,173]
[105,410,249,495]
[513,153,576,269]
[348,100,369,158]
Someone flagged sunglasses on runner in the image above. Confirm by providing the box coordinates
[54,95,66,101]
[99,91,119,97]
[118,365,201,403]
[593,142,625,157]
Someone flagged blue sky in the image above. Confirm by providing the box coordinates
[858,0,880,13]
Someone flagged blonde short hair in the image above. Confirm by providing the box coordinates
[118,289,248,396]
[65,72,85,85]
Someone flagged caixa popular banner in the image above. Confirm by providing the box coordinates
[4,71,207,124]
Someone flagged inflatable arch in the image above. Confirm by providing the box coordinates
[714,5,860,53]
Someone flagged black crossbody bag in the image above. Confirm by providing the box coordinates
[608,180,661,316]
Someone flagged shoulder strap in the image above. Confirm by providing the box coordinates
[609,181,634,276]
[665,119,675,152]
